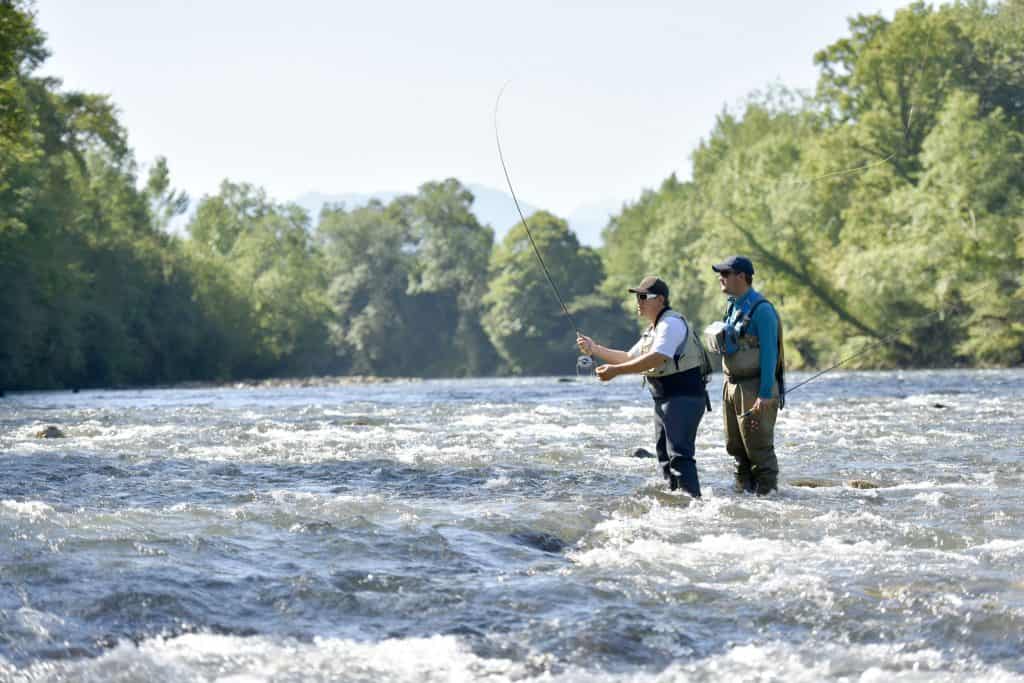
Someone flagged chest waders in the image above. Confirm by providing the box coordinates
[717,293,785,495]
[719,296,786,406]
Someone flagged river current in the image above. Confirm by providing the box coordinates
[1,369,1022,682]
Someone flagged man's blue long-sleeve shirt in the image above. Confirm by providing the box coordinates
[726,289,780,399]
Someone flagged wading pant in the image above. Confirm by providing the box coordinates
[653,394,706,498]
[723,377,779,494]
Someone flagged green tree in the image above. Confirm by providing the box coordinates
[318,200,414,375]
[317,180,501,377]
[0,67,135,387]
[188,180,273,255]
[0,0,46,156]
[145,156,189,232]
[483,211,624,374]
[187,182,331,377]
[601,175,722,346]
[810,1,1024,366]
[889,91,1024,364]
[395,179,498,375]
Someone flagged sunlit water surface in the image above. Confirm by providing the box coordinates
[1,369,1022,682]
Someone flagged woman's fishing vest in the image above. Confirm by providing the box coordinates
[639,308,711,402]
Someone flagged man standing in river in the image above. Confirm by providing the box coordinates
[576,276,710,499]
[707,256,785,495]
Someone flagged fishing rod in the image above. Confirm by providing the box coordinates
[739,303,959,417]
[494,83,595,375]
[493,82,582,339]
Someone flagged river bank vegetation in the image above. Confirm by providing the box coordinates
[1,0,1021,390]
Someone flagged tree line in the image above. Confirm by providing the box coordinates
[603,0,1024,369]
[1,0,1021,391]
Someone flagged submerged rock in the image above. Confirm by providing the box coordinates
[846,479,883,490]
[789,477,885,490]
[35,426,65,439]
[631,448,656,459]
[789,478,836,488]
[511,531,566,554]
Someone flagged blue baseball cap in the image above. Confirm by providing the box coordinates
[712,256,754,276]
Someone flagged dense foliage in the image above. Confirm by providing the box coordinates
[603,0,1023,369]
[1,1,1020,390]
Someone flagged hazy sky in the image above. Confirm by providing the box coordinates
[37,1,910,217]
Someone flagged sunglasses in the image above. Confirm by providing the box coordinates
[717,270,734,277]
[635,292,660,301]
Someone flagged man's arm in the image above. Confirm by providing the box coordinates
[753,305,779,399]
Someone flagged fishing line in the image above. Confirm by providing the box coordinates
[790,301,956,393]
[493,81,581,338]
[740,302,959,417]
[785,107,912,188]
[790,152,896,186]
[702,107,915,200]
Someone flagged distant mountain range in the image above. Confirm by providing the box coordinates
[291,183,622,247]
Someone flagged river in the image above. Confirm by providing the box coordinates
[1,369,1022,681]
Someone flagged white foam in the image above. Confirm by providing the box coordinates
[912,492,946,506]
[532,404,575,417]
[672,641,1024,682]
[885,480,976,492]
[1,499,56,521]
[6,634,1023,683]
[6,633,530,682]
[568,497,984,612]
[973,538,1024,559]
[453,414,494,427]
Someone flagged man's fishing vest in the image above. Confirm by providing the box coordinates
[713,292,785,400]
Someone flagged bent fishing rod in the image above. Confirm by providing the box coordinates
[493,82,582,340]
